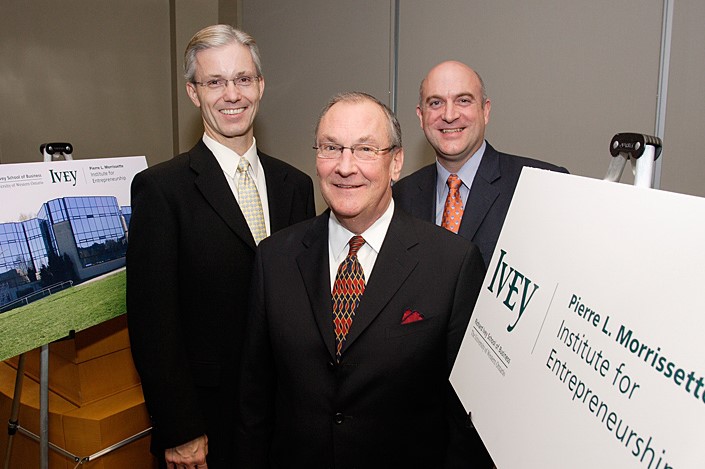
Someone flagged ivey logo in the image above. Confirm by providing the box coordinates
[49,169,78,186]
[486,249,540,333]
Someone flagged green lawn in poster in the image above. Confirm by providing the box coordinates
[0,269,125,362]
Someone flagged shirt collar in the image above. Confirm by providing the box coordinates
[328,199,395,260]
[435,140,486,199]
[203,134,260,179]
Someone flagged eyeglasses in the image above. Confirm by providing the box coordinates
[193,76,260,90]
[313,143,397,161]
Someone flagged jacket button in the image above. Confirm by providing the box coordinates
[327,360,336,371]
[334,412,344,424]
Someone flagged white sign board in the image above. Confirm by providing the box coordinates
[451,169,705,469]
[0,156,147,223]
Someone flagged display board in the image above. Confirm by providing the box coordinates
[0,156,147,361]
[451,169,705,468]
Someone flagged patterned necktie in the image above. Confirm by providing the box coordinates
[441,173,464,234]
[332,235,366,361]
[236,157,267,244]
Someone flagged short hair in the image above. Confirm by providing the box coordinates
[418,68,488,108]
[314,92,402,149]
[183,24,263,83]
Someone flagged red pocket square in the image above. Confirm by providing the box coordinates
[401,309,424,324]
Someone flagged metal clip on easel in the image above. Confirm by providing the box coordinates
[603,133,662,188]
[40,142,73,162]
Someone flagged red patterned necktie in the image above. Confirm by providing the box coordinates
[332,235,366,361]
[441,174,464,233]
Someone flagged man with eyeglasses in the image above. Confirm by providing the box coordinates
[238,92,486,468]
[127,25,314,469]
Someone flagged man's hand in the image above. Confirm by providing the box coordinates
[165,434,208,468]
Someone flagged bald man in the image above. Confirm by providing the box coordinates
[394,61,568,467]
[394,61,568,267]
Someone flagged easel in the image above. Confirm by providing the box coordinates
[3,143,151,468]
[603,132,662,188]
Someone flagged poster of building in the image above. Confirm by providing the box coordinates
[0,157,146,320]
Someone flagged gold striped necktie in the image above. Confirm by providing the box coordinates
[236,157,267,244]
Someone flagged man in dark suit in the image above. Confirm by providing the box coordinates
[127,25,314,469]
[394,61,568,267]
[238,91,486,468]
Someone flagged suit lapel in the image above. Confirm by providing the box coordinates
[342,208,419,355]
[260,151,291,232]
[296,214,337,360]
[459,144,501,240]
[190,141,257,250]
[409,165,436,223]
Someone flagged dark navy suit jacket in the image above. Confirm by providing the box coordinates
[393,141,568,267]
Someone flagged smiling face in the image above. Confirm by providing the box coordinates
[416,61,491,173]
[186,42,264,155]
[316,99,404,234]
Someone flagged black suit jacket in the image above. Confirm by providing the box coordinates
[238,207,486,469]
[393,142,568,266]
[126,140,315,464]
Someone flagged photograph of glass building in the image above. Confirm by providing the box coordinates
[0,195,130,313]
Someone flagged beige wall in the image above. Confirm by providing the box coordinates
[242,0,393,211]
[2,1,703,198]
[396,1,662,184]
[241,0,704,199]
[174,0,220,154]
[0,0,174,166]
[661,0,705,197]
[0,1,221,168]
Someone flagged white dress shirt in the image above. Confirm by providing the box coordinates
[327,199,395,290]
[203,134,271,236]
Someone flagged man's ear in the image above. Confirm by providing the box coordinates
[390,147,404,183]
[257,74,265,100]
[483,98,491,125]
[186,82,201,108]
